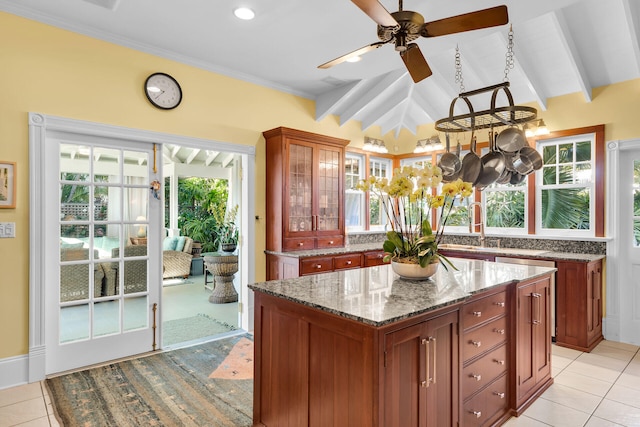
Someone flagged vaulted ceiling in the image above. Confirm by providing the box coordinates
[2,0,639,137]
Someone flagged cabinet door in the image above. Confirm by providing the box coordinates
[587,260,603,343]
[286,140,315,238]
[384,310,459,427]
[516,278,551,403]
[315,145,344,236]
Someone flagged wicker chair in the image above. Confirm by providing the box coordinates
[110,245,148,294]
[163,237,194,279]
[60,248,105,302]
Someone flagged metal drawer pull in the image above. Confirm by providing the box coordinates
[430,336,437,385]
[316,264,322,269]
[346,260,352,265]
[471,411,482,418]
[494,392,506,399]
[329,240,334,245]
[533,320,540,325]
[494,359,505,365]
[421,338,430,388]
[472,374,482,381]
[472,311,482,317]
[471,340,481,347]
[377,254,383,258]
[298,242,304,246]
[494,328,505,335]
[494,301,505,307]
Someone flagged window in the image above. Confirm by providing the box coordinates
[369,157,391,230]
[483,179,527,233]
[536,134,595,235]
[345,154,364,229]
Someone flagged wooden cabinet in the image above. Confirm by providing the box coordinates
[363,250,388,267]
[266,250,388,280]
[383,309,460,427]
[264,127,349,253]
[461,287,510,427]
[555,259,604,352]
[514,275,553,414]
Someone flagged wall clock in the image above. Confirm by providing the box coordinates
[144,73,182,110]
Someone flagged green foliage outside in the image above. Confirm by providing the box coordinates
[165,177,231,252]
[486,190,525,228]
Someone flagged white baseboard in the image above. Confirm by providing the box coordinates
[0,354,29,390]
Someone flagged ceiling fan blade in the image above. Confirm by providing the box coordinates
[351,0,398,28]
[422,5,508,37]
[318,41,388,69]
[400,44,432,83]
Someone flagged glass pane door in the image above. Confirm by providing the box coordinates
[288,143,313,233]
[317,147,341,232]
[48,140,161,374]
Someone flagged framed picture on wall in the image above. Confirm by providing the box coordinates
[0,161,16,209]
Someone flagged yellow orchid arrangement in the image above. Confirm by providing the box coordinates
[357,164,473,270]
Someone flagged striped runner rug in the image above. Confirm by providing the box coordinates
[46,334,253,426]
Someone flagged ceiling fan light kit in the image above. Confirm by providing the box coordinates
[319,1,509,83]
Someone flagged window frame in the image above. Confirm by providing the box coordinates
[344,152,365,231]
[368,156,392,231]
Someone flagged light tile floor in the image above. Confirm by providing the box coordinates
[1,340,639,426]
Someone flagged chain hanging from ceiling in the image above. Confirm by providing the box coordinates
[435,25,537,133]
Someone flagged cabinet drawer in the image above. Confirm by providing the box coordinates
[317,236,344,249]
[463,290,508,330]
[463,316,507,362]
[462,344,508,400]
[333,254,362,270]
[300,257,333,275]
[463,373,509,427]
[363,251,388,267]
[283,237,316,251]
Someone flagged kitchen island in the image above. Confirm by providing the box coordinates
[249,258,556,427]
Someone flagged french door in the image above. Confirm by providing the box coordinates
[44,134,162,374]
[615,141,640,345]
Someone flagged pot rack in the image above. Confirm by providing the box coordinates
[435,81,537,133]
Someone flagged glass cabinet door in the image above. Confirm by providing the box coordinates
[288,143,313,234]
[317,146,341,232]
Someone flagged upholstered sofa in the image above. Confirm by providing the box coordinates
[108,245,148,294]
[162,236,194,279]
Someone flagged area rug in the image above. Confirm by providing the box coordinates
[163,313,238,346]
[46,334,253,427]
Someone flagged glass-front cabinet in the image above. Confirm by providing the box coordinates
[264,127,348,252]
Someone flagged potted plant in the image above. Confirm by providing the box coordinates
[214,204,239,253]
[357,165,473,279]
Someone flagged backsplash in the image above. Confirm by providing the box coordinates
[347,232,606,255]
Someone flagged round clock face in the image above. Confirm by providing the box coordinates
[144,73,182,109]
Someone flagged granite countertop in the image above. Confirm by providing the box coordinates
[265,242,605,263]
[249,258,556,327]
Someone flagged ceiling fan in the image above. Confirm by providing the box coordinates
[318,0,509,83]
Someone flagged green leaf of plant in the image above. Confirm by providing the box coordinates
[421,219,433,236]
[383,239,397,253]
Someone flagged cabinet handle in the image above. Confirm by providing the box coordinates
[430,337,436,385]
[421,338,430,388]
[471,340,481,347]
[329,240,334,245]
[298,242,304,247]
[472,311,482,317]
[494,392,506,399]
[472,374,482,381]
[494,328,505,335]
[346,260,351,265]
[495,301,505,307]
[494,359,505,365]
[532,292,541,325]
[316,264,322,269]
[470,411,482,419]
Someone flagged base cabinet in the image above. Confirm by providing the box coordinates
[555,259,604,352]
[383,310,459,427]
[514,276,553,414]
[266,250,389,280]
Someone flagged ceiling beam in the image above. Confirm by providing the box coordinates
[205,150,219,166]
[361,80,412,131]
[163,145,177,163]
[171,145,181,160]
[315,80,364,122]
[622,0,640,76]
[410,88,441,124]
[549,9,592,102]
[339,68,407,125]
[222,153,235,168]
[496,32,548,110]
[185,148,200,164]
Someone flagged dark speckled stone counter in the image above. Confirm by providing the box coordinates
[249,258,556,327]
[265,242,605,263]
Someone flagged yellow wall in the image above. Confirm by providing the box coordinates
[1,10,639,360]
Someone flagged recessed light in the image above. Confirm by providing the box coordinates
[233,7,255,20]
[346,56,362,63]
